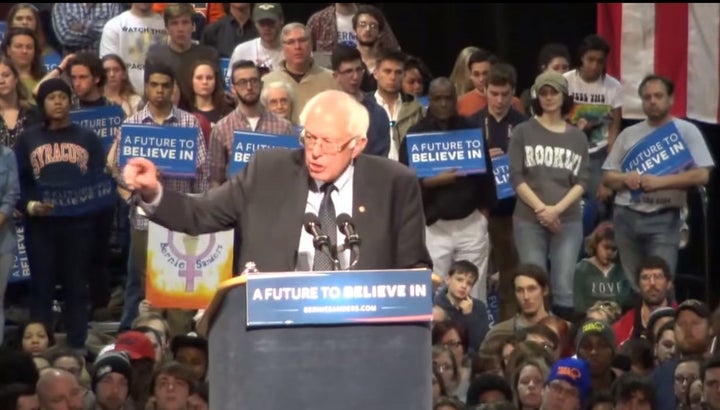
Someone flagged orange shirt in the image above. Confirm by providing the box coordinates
[457,89,525,117]
[152,3,226,23]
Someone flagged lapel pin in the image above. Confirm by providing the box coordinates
[358,205,366,213]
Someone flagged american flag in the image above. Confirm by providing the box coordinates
[597,3,720,124]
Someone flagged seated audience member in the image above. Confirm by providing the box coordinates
[433,368,449,403]
[466,373,513,406]
[512,358,549,410]
[18,321,54,358]
[654,321,676,365]
[573,222,631,315]
[0,382,38,409]
[585,391,614,410]
[434,345,464,402]
[112,331,156,409]
[470,352,504,380]
[504,341,554,383]
[434,260,491,355]
[539,316,572,358]
[646,307,676,344]
[148,361,195,410]
[612,373,655,410]
[89,351,133,410]
[188,381,208,410]
[540,358,590,410]
[617,338,654,376]
[0,347,40,387]
[170,333,208,383]
[586,300,622,324]
[36,368,84,410]
[518,324,560,361]
[575,319,618,392]
[260,80,295,124]
[674,357,701,410]
[433,396,466,410]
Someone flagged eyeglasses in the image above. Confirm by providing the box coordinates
[675,374,699,385]
[299,131,355,155]
[548,381,579,398]
[283,37,309,46]
[338,66,366,76]
[357,21,379,30]
[233,77,260,88]
[433,362,452,373]
[442,340,462,349]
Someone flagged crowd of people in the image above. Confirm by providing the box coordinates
[0,3,714,410]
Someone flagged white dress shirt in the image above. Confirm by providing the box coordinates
[374,91,402,161]
[296,163,354,271]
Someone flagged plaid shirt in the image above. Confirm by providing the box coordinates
[116,104,209,230]
[208,105,294,184]
[306,4,400,53]
[52,3,124,53]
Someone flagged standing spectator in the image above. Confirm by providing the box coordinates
[201,3,258,58]
[520,43,570,116]
[51,3,124,55]
[101,54,143,117]
[227,3,284,76]
[0,56,41,148]
[1,27,46,103]
[6,3,53,56]
[100,3,167,93]
[15,79,107,354]
[352,5,400,91]
[508,71,589,320]
[307,3,400,53]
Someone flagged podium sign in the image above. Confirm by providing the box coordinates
[246,269,433,327]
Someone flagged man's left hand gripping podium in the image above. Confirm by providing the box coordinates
[197,265,440,410]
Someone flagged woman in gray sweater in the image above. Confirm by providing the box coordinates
[508,71,589,320]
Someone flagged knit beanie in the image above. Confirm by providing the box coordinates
[91,351,132,393]
[36,78,72,108]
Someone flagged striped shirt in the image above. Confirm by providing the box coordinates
[52,3,124,53]
[115,104,209,230]
[208,105,294,184]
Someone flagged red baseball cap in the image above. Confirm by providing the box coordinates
[114,331,156,361]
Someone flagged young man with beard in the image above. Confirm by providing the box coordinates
[701,356,720,410]
[653,299,715,410]
[612,256,676,346]
[351,5,400,92]
[208,60,293,186]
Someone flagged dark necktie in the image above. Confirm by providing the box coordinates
[313,183,337,271]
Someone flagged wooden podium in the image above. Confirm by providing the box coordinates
[197,271,439,410]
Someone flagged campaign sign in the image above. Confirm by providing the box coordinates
[219,58,231,91]
[229,131,300,176]
[0,21,6,44]
[8,223,29,283]
[119,124,198,177]
[416,95,429,109]
[38,173,117,217]
[405,129,487,178]
[246,269,433,327]
[620,122,695,201]
[492,154,514,200]
[43,52,62,73]
[71,105,125,154]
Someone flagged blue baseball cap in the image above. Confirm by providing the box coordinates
[546,357,590,404]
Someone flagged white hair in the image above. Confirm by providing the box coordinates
[280,22,309,41]
[260,81,296,106]
[298,90,370,141]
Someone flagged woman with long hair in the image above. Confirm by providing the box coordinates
[5,3,52,56]
[0,56,41,147]
[508,71,589,321]
[180,60,232,125]
[101,54,142,117]
[1,27,46,102]
[449,46,481,98]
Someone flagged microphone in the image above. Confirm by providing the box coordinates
[303,212,339,270]
[336,213,361,268]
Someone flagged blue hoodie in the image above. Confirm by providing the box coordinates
[434,285,490,355]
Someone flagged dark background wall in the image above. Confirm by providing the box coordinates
[282,3,719,307]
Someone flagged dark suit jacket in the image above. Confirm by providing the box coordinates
[147,149,432,273]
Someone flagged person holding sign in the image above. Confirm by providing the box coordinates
[114,63,209,332]
[0,143,19,347]
[399,77,493,304]
[208,60,294,186]
[122,89,431,273]
[602,75,714,288]
[508,71,589,321]
[14,78,109,353]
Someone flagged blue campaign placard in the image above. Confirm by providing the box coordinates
[246,269,433,327]
[229,131,300,176]
[8,223,29,283]
[405,128,487,178]
[0,21,6,44]
[219,58,231,91]
[416,95,429,109]
[43,51,62,73]
[71,105,125,154]
[620,121,696,201]
[491,154,514,200]
[38,173,117,217]
[119,124,198,177]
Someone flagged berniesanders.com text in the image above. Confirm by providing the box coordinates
[303,304,378,313]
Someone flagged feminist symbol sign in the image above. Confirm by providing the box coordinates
[166,231,216,292]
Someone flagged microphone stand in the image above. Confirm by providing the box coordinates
[337,237,361,269]
[313,233,340,271]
